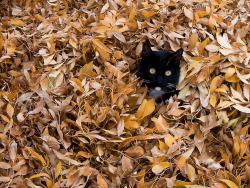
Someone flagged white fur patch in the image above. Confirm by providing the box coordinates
[148,89,165,99]
[155,87,161,91]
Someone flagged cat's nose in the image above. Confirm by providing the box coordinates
[157,77,163,84]
[155,87,161,91]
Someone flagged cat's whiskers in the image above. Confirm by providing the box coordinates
[143,79,151,84]
[165,83,176,91]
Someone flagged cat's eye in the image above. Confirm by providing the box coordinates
[165,70,171,76]
[149,68,156,74]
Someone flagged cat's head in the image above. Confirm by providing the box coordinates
[137,41,183,101]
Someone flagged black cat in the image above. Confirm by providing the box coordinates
[137,41,183,102]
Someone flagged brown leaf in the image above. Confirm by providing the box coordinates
[113,31,126,43]
[184,7,194,20]
[125,146,145,157]
[97,174,108,188]
[187,164,196,182]
[188,33,198,50]
[121,156,133,176]
[9,141,17,163]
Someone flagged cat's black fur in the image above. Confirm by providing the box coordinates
[137,41,183,102]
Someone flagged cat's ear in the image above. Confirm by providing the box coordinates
[142,40,155,59]
[167,48,183,66]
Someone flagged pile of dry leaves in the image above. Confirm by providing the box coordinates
[0,0,249,187]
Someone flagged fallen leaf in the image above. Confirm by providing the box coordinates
[221,179,239,188]
[97,174,108,188]
[92,39,112,53]
[10,18,27,26]
[136,99,155,119]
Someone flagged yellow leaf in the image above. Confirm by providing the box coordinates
[34,14,45,22]
[174,181,193,186]
[54,161,61,179]
[141,10,157,17]
[210,54,221,64]
[51,182,60,188]
[125,21,138,31]
[210,94,216,108]
[136,100,146,119]
[221,179,239,188]
[125,120,140,129]
[196,10,208,18]
[136,99,155,119]
[210,76,220,93]
[84,100,93,116]
[30,173,51,179]
[201,37,209,47]
[7,44,16,55]
[78,61,93,79]
[124,88,134,94]
[8,70,23,77]
[196,42,204,55]
[225,75,240,83]
[113,51,123,59]
[188,33,198,50]
[159,140,168,150]
[7,104,14,118]
[178,156,186,167]
[10,18,27,26]
[208,16,215,28]
[91,26,110,33]
[165,134,174,147]
[29,149,46,166]
[129,8,136,21]
[186,164,196,182]
[136,169,145,180]
[211,0,219,5]
[215,88,227,93]
[97,174,108,188]
[92,39,111,53]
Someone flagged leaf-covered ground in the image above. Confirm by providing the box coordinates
[0,0,249,187]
